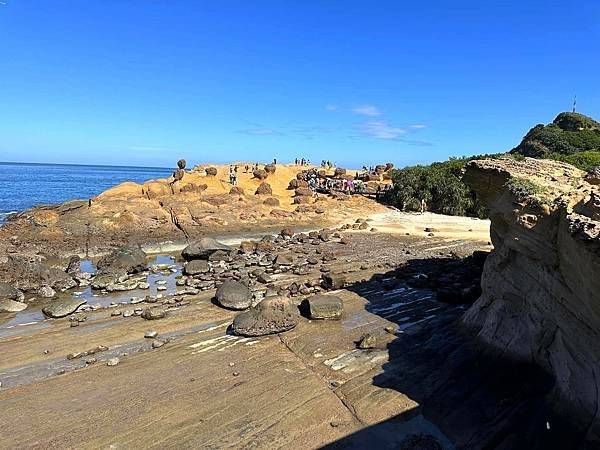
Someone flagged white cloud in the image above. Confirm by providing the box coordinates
[325,104,338,111]
[409,124,427,129]
[359,120,406,139]
[352,105,383,116]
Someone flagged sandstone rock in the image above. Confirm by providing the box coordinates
[182,238,230,261]
[91,270,127,290]
[280,228,294,238]
[0,299,27,313]
[231,295,299,336]
[274,255,292,266]
[294,187,313,197]
[205,167,218,176]
[144,330,158,338]
[585,167,600,185]
[334,167,346,178]
[263,197,279,207]
[463,157,600,440]
[106,357,120,366]
[208,250,229,262]
[322,273,346,290]
[183,260,210,275]
[253,169,268,180]
[141,308,166,320]
[0,282,23,301]
[172,168,185,182]
[177,159,186,170]
[229,186,245,195]
[264,163,276,174]
[239,241,257,254]
[357,332,380,349]
[293,195,311,204]
[38,285,56,298]
[255,182,272,195]
[97,246,147,274]
[288,179,308,190]
[65,255,81,275]
[215,280,252,310]
[303,295,343,320]
[42,298,87,318]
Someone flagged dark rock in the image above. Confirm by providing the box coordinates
[322,273,347,290]
[255,182,272,195]
[295,187,313,197]
[182,237,230,261]
[97,246,147,274]
[183,260,210,275]
[215,280,252,310]
[208,250,229,262]
[65,255,81,275]
[253,169,268,180]
[205,167,218,176]
[264,163,276,174]
[232,295,299,336]
[0,282,23,301]
[91,270,127,290]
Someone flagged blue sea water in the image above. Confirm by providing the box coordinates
[0,162,173,222]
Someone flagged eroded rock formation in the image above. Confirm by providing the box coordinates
[464,157,600,444]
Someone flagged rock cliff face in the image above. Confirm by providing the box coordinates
[464,157,600,444]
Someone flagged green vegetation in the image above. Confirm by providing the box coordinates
[385,113,600,219]
[512,112,600,157]
[547,151,600,172]
[386,155,499,218]
[505,177,546,199]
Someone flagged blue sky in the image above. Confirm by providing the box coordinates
[1,1,599,168]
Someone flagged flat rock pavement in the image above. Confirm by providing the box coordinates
[0,233,488,449]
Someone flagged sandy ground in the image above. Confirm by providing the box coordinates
[367,210,491,242]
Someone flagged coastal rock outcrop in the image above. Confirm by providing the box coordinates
[463,156,600,444]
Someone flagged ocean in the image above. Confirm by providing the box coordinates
[0,162,173,222]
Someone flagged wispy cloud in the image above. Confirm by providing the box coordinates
[357,120,406,139]
[325,104,338,112]
[352,105,383,116]
[238,127,284,136]
[409,124,427,129]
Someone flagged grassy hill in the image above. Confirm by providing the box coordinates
[511,112,600,158]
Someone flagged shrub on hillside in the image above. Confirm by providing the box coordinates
[387,156,495,218]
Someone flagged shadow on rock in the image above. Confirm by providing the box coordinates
[323,256,585,450]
